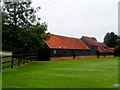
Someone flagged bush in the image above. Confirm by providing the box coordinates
[114,46,120,56]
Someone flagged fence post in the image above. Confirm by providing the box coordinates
[26,58,28,63]
[23,58,25,64]
[11,56,13,69]
[18,59,20,66]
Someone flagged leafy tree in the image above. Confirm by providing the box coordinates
[104,32,117,48]
[114,39,120,56]
[2,0,50,53]
[2,1,38,27]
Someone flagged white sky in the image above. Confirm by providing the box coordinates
[31,0,118,42]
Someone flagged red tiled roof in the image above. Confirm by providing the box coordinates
[83,36,98,46]
[98,42,108,53]
[108,48,114,53]
[45,34,90,50]
[102,43,108,48]
[97,42,114,53]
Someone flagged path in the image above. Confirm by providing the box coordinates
[0,51,12,56]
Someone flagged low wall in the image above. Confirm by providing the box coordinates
[50,56,73,61]
[50,55,113,61]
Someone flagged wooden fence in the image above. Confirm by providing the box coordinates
[1,53,39,69]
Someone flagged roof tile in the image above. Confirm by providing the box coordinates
[98,42,108,53]
[83,36,98,46]
[45,34,90,50]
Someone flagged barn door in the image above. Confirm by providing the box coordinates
[71,50,76,59]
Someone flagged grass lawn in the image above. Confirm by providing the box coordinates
[0,72,1,89]
[2,57,118,88]
[2,57,12,69]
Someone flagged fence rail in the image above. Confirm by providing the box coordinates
[1,53,39,69]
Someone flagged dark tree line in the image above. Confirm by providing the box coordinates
[114,39,120,56]
[104,32,120,56]
[2,0,50,54]
[104,32,118,48]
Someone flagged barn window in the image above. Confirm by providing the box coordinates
[53,50,57,54]
[64,50,66,53]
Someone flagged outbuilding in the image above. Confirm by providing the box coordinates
[40,34,90,61]
[81,36,98,58]
[81,36,114,58]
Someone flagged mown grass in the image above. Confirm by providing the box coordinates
[0,70,1,89]
[2,57,118,88]
[2,57,12,69]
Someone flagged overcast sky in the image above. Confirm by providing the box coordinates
[31,0,118,42]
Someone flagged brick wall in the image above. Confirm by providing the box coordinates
[50,55,114,61]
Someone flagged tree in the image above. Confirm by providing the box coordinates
[114,39,120,56]
[2,1,39,27]
[104,32,117,48]
[2,0,49,53]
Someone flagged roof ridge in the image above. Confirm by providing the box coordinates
[83,36,96,39]
[45,34,90,50]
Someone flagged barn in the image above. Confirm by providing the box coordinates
[81,36,114,58]
[81,36,98,58]
[97,42,108,57]
[41,34,90,61]
[98,42,114,57]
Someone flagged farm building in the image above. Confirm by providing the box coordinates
[97,42,114,57]
[81,36,98,58]
[40,34,90,61]
[81,36,114,58]
[38,34,114,60]
[97,42,108,57]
